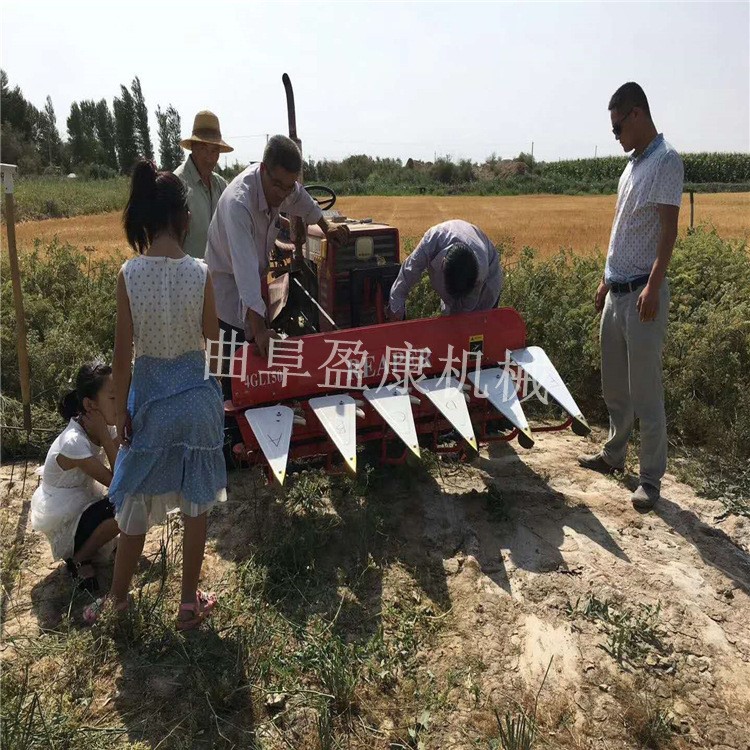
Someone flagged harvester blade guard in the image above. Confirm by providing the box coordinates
[308,395,358,472]
[244,406,295,485]
[418,377,478,451]
[468,367,533,446]
[363,386,420,457]
[510,347,590,434]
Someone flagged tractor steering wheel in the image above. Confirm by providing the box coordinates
[303,184,337,211]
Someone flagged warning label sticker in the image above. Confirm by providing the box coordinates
[469,334,484,353]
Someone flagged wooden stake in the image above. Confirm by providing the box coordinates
[2,163,32,433]
[689,190,695,230]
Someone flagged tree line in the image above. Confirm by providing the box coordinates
[4,68,748,192]
[0,70,184,177]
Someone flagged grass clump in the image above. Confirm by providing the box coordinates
[4,229,748,473]
[1,239,123,459]
[488,658,552,750]
[566,595,667,669]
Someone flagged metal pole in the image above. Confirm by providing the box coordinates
[1,163,32,433]
[292,277,338,330]
[689,190,695,230]
[282,74,305,265]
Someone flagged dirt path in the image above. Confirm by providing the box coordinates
[2,429,749,748]
[411,432,750,748]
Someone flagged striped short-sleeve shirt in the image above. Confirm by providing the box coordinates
[604,134,684,284]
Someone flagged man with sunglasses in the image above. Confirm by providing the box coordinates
[578,82,683,511]
[205,135,350,361]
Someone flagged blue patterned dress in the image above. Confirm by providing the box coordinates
[109,255,226,535]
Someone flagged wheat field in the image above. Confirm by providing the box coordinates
[11,192,749,259]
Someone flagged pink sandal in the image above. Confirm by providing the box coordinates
[176,590,218,631]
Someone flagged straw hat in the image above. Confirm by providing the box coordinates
[180,111,233,153]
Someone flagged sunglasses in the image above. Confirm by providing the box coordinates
[612,109,634,137]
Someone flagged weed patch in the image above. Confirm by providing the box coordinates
[566,595,669,671]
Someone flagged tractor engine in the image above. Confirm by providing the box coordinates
[268,214,402,336]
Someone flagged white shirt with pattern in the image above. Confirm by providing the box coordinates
[122,255,208,359]
[605,134,684,284]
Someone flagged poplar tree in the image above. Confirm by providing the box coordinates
[156,104,183,171]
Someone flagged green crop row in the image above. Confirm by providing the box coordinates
[540,152,750,184]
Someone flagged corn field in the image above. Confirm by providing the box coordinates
[539,152,750,184]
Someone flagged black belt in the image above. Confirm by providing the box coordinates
[609,275,650,294]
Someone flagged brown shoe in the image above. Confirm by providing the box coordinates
[577,452,623,475]
[631,483,660,511]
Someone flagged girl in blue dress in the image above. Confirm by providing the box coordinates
[85,160,226,630]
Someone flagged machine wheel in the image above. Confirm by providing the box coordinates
[303,184,337,211]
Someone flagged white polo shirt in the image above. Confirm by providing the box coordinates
[604,134,684,284]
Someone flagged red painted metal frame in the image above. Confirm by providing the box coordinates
[232,307,526,404]
[306,223,401,331]
[227,308,573,471]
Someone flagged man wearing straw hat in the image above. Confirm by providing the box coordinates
[174,111,233,258]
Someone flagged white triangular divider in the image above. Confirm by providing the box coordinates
[244,406,295,486]
[510,346,589,429]
[418,377,478,450]
[308,394,358,472]
[468,367,533,444]
[363,386,420,457]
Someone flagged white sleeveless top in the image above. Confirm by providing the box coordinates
[122,255,207,359]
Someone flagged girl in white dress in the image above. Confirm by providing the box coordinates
[30,362,120,591]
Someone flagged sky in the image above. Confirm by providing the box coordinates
[2,0,748,166]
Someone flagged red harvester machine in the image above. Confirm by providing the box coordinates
[222,75,590,484]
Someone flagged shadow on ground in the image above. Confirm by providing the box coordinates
[207,437,630,647]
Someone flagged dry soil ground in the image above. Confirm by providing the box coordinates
[3,427,749,749]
